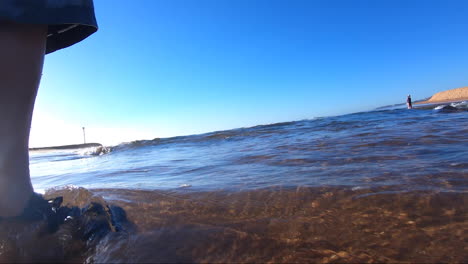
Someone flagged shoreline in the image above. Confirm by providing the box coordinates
[29,143,102,151]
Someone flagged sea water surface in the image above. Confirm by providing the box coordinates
[4,103,468,262]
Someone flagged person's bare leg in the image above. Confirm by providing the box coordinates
[0,22,47,217]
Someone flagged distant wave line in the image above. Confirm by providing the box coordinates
[29,143,102,151]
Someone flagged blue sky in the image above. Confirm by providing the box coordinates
[30,0,468,147]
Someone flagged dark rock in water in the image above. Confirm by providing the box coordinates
[107,205,130,232]
[433,105,465,112]
[435,105,457,111]
[0,191,130,263]
[79,202,114,241]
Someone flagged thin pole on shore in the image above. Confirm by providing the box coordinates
[82,127,86,144]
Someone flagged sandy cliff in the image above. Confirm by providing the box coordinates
[416,87,468,104]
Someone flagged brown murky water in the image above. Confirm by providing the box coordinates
[1,187,465,263]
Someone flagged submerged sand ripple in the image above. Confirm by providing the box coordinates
[92,187,467,263]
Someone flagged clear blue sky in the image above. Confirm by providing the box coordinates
[31,0,468,147]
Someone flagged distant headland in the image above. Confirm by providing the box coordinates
[29,143,102,151]
[415,87,468,105]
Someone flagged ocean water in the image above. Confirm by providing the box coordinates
[3,103,468,262]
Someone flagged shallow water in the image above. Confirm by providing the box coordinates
[3,104,467,262]
[30,106,468,194]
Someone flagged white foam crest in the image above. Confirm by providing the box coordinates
[76,146,111,156]
[450,100,468,108]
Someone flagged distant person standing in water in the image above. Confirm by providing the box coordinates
[0,1,97,218]
[407,95,413,109]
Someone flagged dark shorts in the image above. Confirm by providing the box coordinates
[0,0,98,54]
